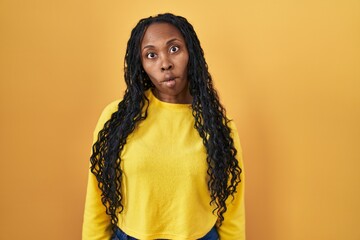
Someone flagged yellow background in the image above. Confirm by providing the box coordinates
[1,0,359,239]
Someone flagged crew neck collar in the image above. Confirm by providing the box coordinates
[146,89,192,110]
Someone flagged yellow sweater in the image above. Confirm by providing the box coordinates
[82,90,245,240]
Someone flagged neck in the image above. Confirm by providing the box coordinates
[152,88,192,104]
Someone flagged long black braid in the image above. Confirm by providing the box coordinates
[90,13,242,233]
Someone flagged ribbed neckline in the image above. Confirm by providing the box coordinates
[146,89,192,111]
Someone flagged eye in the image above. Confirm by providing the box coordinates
[146,52,157,59]
[170,46,179,53]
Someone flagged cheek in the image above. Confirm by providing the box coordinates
[142,63,155,77]
[142,65,159,84]
[182,52,189,66]
[181,56,189,74]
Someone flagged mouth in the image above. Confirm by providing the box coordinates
[162,75,176,82]
[161,77,177,87]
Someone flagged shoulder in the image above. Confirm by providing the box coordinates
[92,99,121,140]
[227,118,243,153]
[225,115,239,135]
[227,118,238,131]
[98,99,121,123]
[100,99,121,117]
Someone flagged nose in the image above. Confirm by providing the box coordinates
[160,56,173,71]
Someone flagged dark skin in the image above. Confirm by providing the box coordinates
[141,22,193,104]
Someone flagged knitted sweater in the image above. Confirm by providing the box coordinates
[82,90,245,240]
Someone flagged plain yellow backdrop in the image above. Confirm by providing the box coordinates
[0,0,359,239]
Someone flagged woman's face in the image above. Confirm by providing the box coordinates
[140,22,191,104]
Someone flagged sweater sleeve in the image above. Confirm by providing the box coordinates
[217,121,246,240]
[82,100,120,240]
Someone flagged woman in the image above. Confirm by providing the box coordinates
[82,13,245,240]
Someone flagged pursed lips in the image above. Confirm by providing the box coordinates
[161,75,176,83]
[159,74,177,88]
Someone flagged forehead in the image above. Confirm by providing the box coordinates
[141,22,185,47]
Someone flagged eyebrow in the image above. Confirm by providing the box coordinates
[142,38,181,50]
